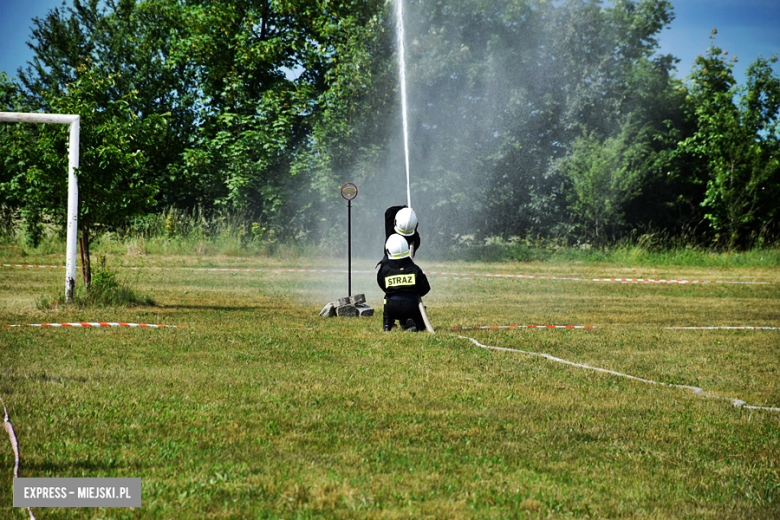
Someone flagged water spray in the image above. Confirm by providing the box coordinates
[395,0,412,209]
[395,0,434,333]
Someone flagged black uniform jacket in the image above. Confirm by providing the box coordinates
[384,205,421,253]
[377,257,431,298]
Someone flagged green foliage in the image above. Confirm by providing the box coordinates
[556,121,654,244]
[7,63,167,289]
[4,0,779,252]
[21,207,44,249]
[369,0,679,245]
[31,65,165,235]
[18,0,199,207]
[439,235,573,263]
[0,72,44,230]
[4,59,167,248]
[676,31,780,249]
[0,205,18,241]
[90,256,120,291]
[36,255,154,309]
[6,207,780,268]
[163,0,392,235]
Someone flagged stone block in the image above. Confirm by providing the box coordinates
[321,297,373,318]
[336,304,358,317]
[356,304,374,317]
[319,302,336,317]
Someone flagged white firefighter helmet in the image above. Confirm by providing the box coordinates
[394,207,418,236]
[385,233,410,259]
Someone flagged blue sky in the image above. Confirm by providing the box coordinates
[1,0,67,82]
[1,0,779,85]
[656,0,780,83]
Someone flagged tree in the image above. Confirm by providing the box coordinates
[23,65,166,288]
[10,0,730,249]
[0,72,48,246]
[165,0,394,236]
[676,32,780,249]
[556,121,653,244]
[13,0,395,242]
[364,0,679,245]
[18,0,198,208]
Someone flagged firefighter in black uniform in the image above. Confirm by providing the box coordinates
[377,234,431,332]
[384,205,420,256]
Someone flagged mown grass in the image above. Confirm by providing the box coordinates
[1,250,779,519]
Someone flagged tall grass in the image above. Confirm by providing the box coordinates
[1,207,779,267]
[437,233,780,267]
[112,206,281,257]
[36,256,154,309]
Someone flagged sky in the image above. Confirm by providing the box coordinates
[1,0,779,86]
[656,0,780,83]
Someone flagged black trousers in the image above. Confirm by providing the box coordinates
[383,298,423,331]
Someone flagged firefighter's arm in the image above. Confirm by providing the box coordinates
[417,272,431,297]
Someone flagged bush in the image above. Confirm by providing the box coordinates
[37,258,154,309]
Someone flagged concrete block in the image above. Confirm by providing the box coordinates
[322,296,372,318]
[356,304,374,317]
[336,304,358,317]
[319,302,336,317]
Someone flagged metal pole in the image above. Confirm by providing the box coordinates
[347,199,352,297]
[0,112,80,302]
[65,117,80,301]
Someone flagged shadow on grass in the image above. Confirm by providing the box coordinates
[1,373,89,385]
[160,304,273,312]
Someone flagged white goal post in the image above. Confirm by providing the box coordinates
[0,112,80,302]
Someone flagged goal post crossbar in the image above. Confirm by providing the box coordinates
[0,112,80,302]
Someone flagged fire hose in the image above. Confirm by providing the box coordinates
[410,244,435,333]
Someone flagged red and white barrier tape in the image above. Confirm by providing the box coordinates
[457,336,780,412]
[667,326,779,330]
[272,268,373,274]
[451,325,596,330]
[5,322,178,328]
[589,277,770,285]
[5,322,775,331]
[428,271,582,281]
[273,268,773,285]
[4,263,773,285]
[428,271,773,285]
[2,264,66,269]
[2,398,36,519]
[195,268,264,272]
[270,268,774,285]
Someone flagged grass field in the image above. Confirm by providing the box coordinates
[1,247,779,519]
